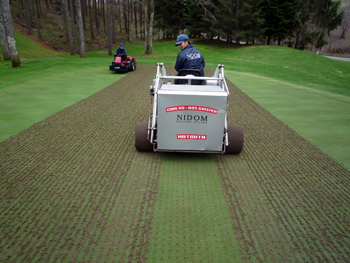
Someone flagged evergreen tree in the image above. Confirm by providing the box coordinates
[214,0,236,41]
[264,0,299,45]
[238,0,265,43]
[184,0,214,38]
[154,0,184,37]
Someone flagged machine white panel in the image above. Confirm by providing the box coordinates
[157,91,228,152]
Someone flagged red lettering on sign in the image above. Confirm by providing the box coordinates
[177,134,207,140]
[166,105,218,114]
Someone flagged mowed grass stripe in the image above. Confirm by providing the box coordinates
[1,74,137,261]
[93,152,161,262]
[236,90,350,261]
[216,79,350,261]
[225,71,350,170]
[146,153,243,262]
[0,65,161,262]
[0,66,125,143]
[145,67,243,262]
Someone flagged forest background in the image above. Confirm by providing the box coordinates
[1,0,350,63]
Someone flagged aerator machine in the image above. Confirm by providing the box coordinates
[135,63,244,154]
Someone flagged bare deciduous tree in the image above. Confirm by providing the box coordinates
[0,0,21,66]
[144,0,154,54]
[0,0,10,60]
[24,0,32,35]
[33,0,42,40]
[62,0,75,55]
[76,0,85,57]
[134,0,138,38]
[340,3,350,39]
[88,0,94,39]
[69,0,79,54]
[107,0,112,55]
[111,0,116,43]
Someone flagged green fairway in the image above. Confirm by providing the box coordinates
[1,34,349,168]
[146,154,243,262]
[0,63,124,142]
[2,67,349,261]
[225,71,350,170]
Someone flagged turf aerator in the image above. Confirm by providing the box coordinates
[135,63,244,154]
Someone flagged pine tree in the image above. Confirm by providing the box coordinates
[154,0,184,37]
[264,0,299,45]
[184,0,214,38]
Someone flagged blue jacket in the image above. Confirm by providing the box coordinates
[175,45,205,76]
[115,47,127,56]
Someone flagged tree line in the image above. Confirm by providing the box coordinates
[1,0,348,67]
[8,0,152,56]
[155,0,345,50]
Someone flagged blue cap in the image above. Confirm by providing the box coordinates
[175,34,189,46]
[120,43,124,47]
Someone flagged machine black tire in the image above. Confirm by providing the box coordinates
[131,61,136,71]
[135,122,153,151]
[226,125,244,154]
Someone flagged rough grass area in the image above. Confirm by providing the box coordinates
[1,66,349,262]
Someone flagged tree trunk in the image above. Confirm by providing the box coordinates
[18,0,23,17]
[0,2,10,60]
[144,0,153,54]
[118,0,122,32]
[124,0,128,35]
[107,0,112,56]
[127,0,130,42]
[62,0,75,55]
[69,0,79,54]
[294,30,299,49]
[111,0,116,43]
[24,0,32,35]
[93,0,99,33]
[33,0,42,40]
[130,0,133,21]
[37,0,42,18]
[76,0,85,58]
[0,0,21,66]
[81,0,86,30]
[139,0,143,39]
[88,0,94,39]
[134,0,138,38]
[102,0,107,34]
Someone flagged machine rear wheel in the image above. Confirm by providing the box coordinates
[135,122,153,151]
[226,125,244,154]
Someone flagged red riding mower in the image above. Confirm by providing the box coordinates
[109,55,137,73]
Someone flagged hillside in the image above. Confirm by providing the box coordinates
[9,0,138,53]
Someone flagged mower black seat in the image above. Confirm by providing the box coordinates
[176,69,203,85]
